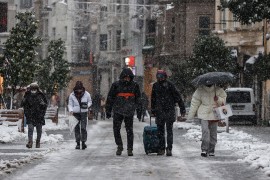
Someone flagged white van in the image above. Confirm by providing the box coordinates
[225,88,257,125]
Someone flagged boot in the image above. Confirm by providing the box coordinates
[75,141,80,149]
[116,146,123,156]
[157,149,165,156]
[82,141,87,150]
[36,140,40,148]
[127,149,133,156]
[26,141,33,148]
[166,148,172,156]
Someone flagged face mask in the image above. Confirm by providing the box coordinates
[31,90,37,94]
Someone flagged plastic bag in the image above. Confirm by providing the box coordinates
[69,115,79,134]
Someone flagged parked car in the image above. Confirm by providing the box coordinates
[225,87,257,125]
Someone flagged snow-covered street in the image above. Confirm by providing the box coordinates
[0,114,270,180]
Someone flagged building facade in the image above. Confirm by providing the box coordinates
[143,0,216,98]
[214,0,270,122]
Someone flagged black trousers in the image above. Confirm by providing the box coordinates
[156,110,175,150]
[28,124,42,142]
[113,113,134,150]
[73,112,88,142]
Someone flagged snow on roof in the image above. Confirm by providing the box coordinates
[245,55,258,64]
[226,87,254,92]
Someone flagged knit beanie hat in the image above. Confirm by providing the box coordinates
[156,70,167,79]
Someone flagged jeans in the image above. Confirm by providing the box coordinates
[156,109,175,150]
[28,124,42,142]
[73,112,88,142]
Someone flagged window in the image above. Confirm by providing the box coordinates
[116,30,121,51]
[100,6,108,21]
[44,19,49,37]
[226,92,251,103]
[147,20,156,33]
[0,3,7,33]
[52,27,56,39]
[171,35,175,42]
[171,26,175,33]
[64,26,68,40]
[221,10,226,29]
[199,16,210,35]
[100,34,107,51]
[20,0,33,9]
[172,17,175,23]
[108,30,112,51]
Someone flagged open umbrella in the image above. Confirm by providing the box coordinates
[191,72,235,87]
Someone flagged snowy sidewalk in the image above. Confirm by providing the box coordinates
[0,114,270,179]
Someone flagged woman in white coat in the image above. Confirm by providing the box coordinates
[68,81,92,150]
[188,84,227,157]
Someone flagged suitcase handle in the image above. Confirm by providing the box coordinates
[150,116,155,126]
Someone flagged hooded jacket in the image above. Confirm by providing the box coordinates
[21,90,48,126]
[106,68,141,117]
[68,81,92,113]
[188,85,227,121]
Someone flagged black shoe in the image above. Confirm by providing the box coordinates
[26,141,33,148]
[166,148,172,156]
[82,142,87,150]
[127,149,133,156]
[201,151,207,157]
[157,149,165,155]
[75,142,80,149]
[208,153,215,156]
[116,146,123,156]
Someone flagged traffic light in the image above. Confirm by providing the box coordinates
[125,56,135,67]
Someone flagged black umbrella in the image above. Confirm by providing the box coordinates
[191,72,235,87]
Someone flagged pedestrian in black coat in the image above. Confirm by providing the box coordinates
[106,68,141,156]
[92,93,101,120]
[136,92,149,122]
[21,83,48,149]
[151,70,186,156]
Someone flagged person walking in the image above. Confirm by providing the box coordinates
[68,81,92,150]
[187,84,227,157]
[100,96,106,120]
[92,93,101,120]
[136,92,149,122]
[21,83,48,148]
[106,68,141,156]
[151,70,186,156]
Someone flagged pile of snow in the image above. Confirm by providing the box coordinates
[0,115,69,174]
[175,122,270,176]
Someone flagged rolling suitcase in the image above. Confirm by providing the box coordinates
[143,116,159,154]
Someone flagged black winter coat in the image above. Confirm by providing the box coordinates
[151,80,186,116]
[106,68,141,117]
[21,91,48,126]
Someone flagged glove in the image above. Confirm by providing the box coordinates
[106,112,111,119]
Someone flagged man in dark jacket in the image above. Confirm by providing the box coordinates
[106,68,141,156]
[21,83,48,148]
[151,70,186,156]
